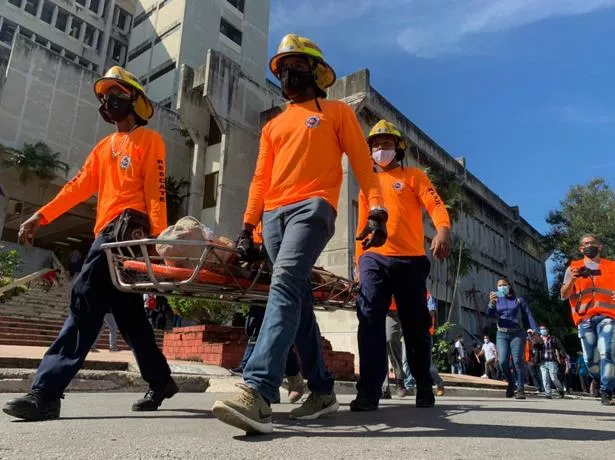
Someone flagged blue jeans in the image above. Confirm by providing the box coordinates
[496,328,525,391]
[578,315,615,395]
[451,363,463,375]
[243,198,336,403]
[540,361,563,396]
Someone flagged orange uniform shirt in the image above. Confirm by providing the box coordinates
[243,99,383,226]
[355,166,450,260]
[38,127,167,236]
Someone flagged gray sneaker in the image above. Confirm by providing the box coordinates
[289,391,339,420]
[212,383,272,434]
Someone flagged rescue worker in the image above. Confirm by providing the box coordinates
[2,67,177,421]
[352,120,451,411]
[211,34,387,434]
[560,233,615,405]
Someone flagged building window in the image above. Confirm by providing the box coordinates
[208,116,222,146]
[76,0,86,5]
[89,0,101,13]
[84,24,96,47]
[41,1,54,24]
[133,7,155,28]
[115,7,131,32]
[19,28,33,40]
[220,18,242,46]
[65,51,76,61]
[226,0,245,13]
[8,0,22,8]
[127,40,152,62]
[35,35,47,47]
[148,60,175,83]
[55,9,69,32]
[24,0,39,16]
[203,172,218,209]
[49,43,61,54]
[70,18,83,39]
[109,39,126,63]
[0,22,17,45]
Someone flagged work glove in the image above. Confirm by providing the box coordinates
[356,207,388,250]
[235,225,254,261]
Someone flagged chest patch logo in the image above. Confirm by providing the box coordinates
[305,115,320,128]
[119,155,132,169]
[392,181,404,192]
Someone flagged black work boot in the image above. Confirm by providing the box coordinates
[350,396,379,412]
[132,379,179,411]
[2,390,61,421]
[416,385,435,408]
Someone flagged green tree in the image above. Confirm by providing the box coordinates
[1,142,69,184]
[168,296,244,325]
[544,178,615,274]
[432,321,456,372]
[0,247,20,279]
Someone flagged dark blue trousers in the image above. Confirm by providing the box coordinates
[356,252,432,401]
[32,232,171,397]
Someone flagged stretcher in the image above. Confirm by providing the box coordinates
[101,239,357,310]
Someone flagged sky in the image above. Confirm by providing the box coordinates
[267,0,615,235]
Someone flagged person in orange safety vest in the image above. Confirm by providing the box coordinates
[3,67,177,422]
[560,233,615,405]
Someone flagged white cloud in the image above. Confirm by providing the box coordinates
[553,106,615,125]
[270,0,615,57]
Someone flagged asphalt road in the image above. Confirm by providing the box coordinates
[0,392,613,460]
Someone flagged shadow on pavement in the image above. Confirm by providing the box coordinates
[233,403,615,442]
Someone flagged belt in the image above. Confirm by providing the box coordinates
[497,326,521,333]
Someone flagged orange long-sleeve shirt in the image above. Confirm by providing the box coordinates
[38,127,167,236]
[243,99,383,226]
[355,166,450,259]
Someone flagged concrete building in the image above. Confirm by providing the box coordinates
[126,0,269,107]
[0,36,192,251]
[0,0,136,73]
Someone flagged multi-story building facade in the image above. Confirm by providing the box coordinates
[0,0,135,73]
[126,0,268,107]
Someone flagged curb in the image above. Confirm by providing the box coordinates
[0,368,209,393]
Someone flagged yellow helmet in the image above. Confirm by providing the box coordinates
[93,66,154,121]
[269,34,336,94]
[367,120,407,151]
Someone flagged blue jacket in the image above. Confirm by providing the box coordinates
[488,296,538,331]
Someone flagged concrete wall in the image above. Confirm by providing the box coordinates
[128,0,268,104]
[177,49,281,238]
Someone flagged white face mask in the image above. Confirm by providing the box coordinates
[372,149,396,167]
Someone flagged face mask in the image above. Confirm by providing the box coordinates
[540,329,548,337]
[99,94,133,123]
[372,149,396,167]
[280,69,314,100]
[582,245,599,259]
[497,285,510,296]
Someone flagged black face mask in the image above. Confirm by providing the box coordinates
[99,94,133,124]
[582,245,599,259]
[280,68,314,100]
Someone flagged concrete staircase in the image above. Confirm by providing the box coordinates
[0,282,163,350]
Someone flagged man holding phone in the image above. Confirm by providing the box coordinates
[560,234,615,405]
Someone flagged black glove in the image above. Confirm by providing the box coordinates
[356,207,388,249]
[235,227,254,260]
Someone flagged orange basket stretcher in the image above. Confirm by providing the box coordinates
[101,239,357,310]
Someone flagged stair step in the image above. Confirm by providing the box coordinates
[0,356,129,371]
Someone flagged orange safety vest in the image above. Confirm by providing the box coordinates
[389,292,436,335]
[568,258,615,325]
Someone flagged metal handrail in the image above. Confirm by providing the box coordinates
[0,269,50,297]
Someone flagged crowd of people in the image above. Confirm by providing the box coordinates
[1,33,613,439]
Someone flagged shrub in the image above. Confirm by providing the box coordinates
[168,296,246,325]
[432,321,456,373]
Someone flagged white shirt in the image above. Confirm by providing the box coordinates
[482,341,497,361]
[455,340,465,358]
